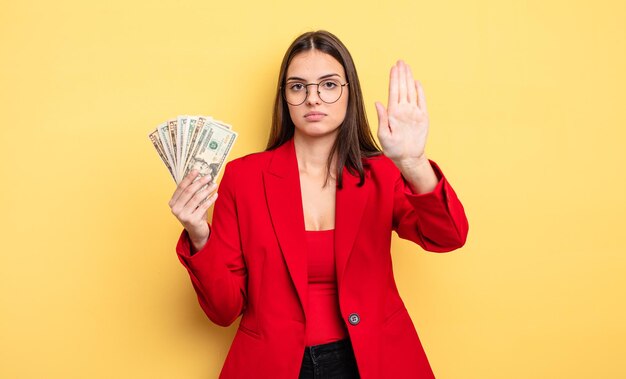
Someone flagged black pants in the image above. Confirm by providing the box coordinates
[298,338,361,379]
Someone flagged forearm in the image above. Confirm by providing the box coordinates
[392,158,469,251]
[394,156,439,194]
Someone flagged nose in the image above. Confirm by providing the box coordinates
[305,84,322,105]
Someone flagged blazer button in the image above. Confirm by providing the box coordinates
[348,313,360,326]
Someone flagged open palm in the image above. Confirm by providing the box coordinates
[375,60,429,166]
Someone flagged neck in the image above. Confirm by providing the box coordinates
[293,130,338,175]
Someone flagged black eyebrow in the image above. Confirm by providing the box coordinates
[285,73,341,82]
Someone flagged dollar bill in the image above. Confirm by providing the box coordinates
[175,115,188,181]
[148,130,175,181]
[182,115,208,181]
[148,115,238,185]
[178,115,195,181]
[157,122,176,172]
[183,121,237,182]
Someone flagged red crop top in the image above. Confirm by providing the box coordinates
[304,229,349,346]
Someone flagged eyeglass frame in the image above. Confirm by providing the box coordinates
[281,79,349,106]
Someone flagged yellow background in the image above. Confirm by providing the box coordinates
[2,0,625,377]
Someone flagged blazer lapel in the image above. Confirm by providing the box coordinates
[262,138,372,317]
[263,138,309,317]
[335,164,370,290]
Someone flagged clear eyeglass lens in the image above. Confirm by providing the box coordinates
[284,79,344,105]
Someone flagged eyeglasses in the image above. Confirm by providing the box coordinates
[282,79,349,106]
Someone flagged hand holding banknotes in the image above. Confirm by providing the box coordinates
[169,170,218,252]
[149,115,238,253]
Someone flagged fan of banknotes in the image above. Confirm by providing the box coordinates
[148,115,238,184]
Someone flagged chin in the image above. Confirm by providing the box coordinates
[296,124,339,138]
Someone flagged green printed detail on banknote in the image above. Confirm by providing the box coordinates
[148,115,238,184]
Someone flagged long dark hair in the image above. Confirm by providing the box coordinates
[266,30,381,188]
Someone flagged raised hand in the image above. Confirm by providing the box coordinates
[375,60,429,168]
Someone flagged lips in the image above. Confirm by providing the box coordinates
[304,111,327,121]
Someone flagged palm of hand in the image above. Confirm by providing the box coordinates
[376,60,430,165]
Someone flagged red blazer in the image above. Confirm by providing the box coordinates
[176,137,468,378]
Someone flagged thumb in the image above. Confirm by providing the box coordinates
[375,101,389,137]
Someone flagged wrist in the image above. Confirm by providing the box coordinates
[393,155,438,194]
[393,155,429,172]
[190,235,209,255]
[188,226,210,252]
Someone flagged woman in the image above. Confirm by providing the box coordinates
[169,30,468,379]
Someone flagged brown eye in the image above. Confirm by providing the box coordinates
[321,80,339,89]
[289,83,305,91]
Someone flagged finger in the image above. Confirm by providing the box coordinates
[398,60,407,103]
[179,183,216,219]
[172,178,216,215]
[191,192,218,218]
[416,80,428,112]
[375,101,390,138]
[389,64,399,107]
[406,64,417,105]
[173,174,213,211]
[170,169,200,206]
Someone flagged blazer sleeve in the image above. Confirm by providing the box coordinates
[392,159,469,252]
[175,162,247,327]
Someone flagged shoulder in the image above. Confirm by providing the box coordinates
[363,153,402,179]
[223,149,273,174]
[217,150,272,195]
